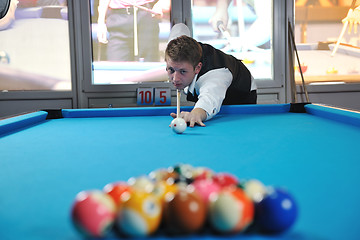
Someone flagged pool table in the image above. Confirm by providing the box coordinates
[295,43,360,84]
[1,103,360,240]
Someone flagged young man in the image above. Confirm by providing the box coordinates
[165,23,257,127]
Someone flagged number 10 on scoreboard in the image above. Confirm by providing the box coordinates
[137,88,153,105]
[137,88,171,106]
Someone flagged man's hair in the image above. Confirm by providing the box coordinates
[165,35,202,68]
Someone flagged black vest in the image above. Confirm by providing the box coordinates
[187,43,253,105]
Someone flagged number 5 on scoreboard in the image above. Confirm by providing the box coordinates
[155,88,171,105]
[137,88,154,105]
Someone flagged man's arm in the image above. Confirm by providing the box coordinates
[97,0,111,43]
[209,0,232,32]
[170,68,232,127]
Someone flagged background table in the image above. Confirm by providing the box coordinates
[0,6,71,91]
[295,43,360,84]
[1,103,360,240]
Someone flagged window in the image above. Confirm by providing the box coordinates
[0,0,71,91]
[90,0,171,85]
[294,0,360,85]
[191,0,273,81]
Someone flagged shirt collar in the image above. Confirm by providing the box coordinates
[184,74,198,95]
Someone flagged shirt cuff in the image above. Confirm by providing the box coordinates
[194,102,218,121]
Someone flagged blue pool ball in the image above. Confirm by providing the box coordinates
[255,188,298,233]
[0,51,10,64]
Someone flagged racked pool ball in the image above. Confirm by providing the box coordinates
[128,175,155,193]
[192,178,221,206]
[71,190,117,238]
[149,167,179,182]
[212,172,239,189]
[163,185,206,235]
[170,118,187,134]
[192,166,215,181]
[208,187,254,234]
[255,187,298,234]
[116,190,162,237]
[103,181,132,209]
[241,179,267,203]
[152,179,179,206]
[173,163,194,184]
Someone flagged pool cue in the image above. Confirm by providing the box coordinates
[177,89,181,118]
[133,6,139,59]
[236,0,245,52]
[217,21,235,51]
[97,42,101,61]
[331,0,357,57]
[288,21,309,103]
[288,22,297,103]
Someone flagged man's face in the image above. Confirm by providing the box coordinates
[166,58,202,90]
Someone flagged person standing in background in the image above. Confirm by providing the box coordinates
[97,0,170,62]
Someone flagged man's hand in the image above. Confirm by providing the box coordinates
[152,0,171,18]
[97,23,108,44]
[170,108,207,127]
[208,0,231,32]
[343,6,360,34]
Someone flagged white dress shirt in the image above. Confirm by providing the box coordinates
[184,68,257,120]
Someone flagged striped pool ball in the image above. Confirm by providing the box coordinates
[242,179,267,203]
[208,187,254,234]
[71,190,116,238]
[116,190,162,237]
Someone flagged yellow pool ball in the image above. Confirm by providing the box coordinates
[116,190,162,237]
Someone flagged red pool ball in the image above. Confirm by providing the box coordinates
[255,188,298,233]
[212,172,239,189]
[208,187,254,234]
[71,190,117,238]
[163,186,207,235]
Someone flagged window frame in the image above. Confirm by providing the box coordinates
[79,0,287,93]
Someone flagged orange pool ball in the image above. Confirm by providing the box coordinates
[103,181,132,209]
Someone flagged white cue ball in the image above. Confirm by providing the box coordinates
[170,118,187,134]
